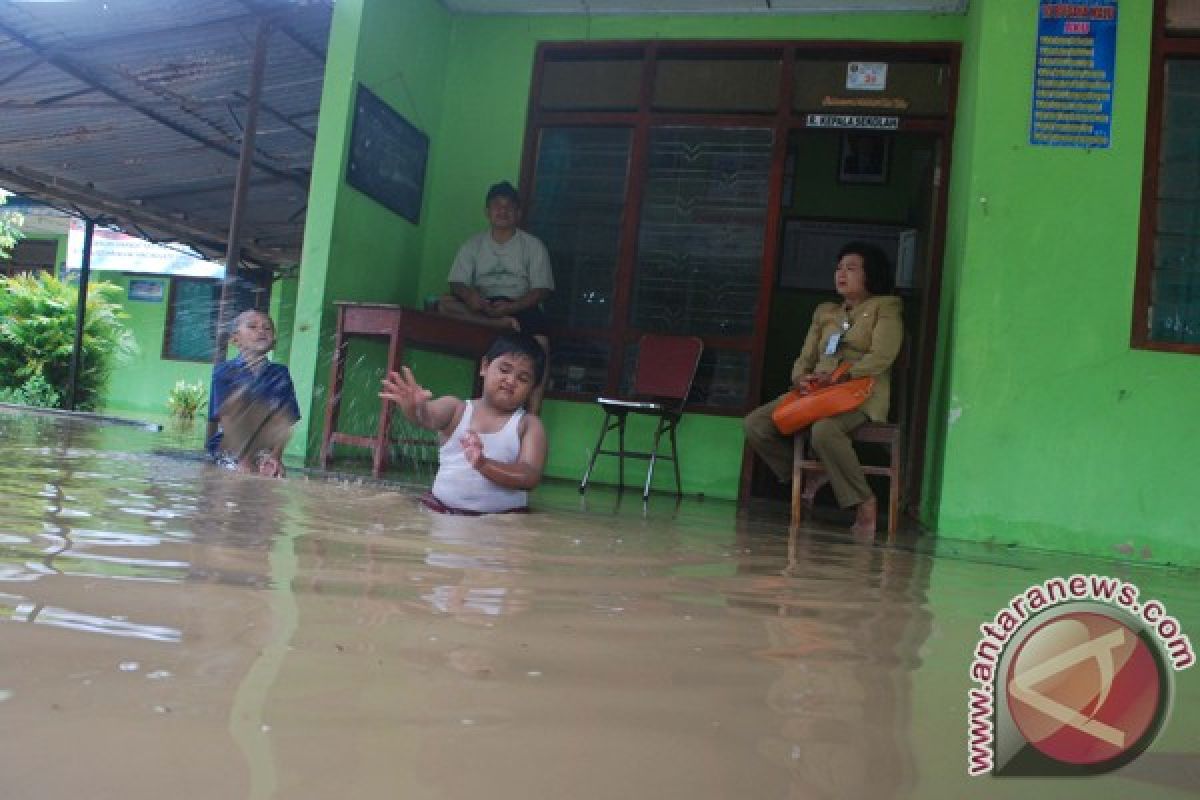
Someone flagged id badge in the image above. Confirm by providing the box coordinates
[823,332,842,356]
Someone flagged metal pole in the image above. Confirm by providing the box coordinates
[65,217,95,410]
[209,17,272,440]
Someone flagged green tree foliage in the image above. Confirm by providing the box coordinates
[0,193,23,259]
[0,272,137,410]
[0,374,60,408]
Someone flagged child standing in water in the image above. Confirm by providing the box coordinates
[207,309,300,477]
[379,332,547,514]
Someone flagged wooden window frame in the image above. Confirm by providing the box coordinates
[1132,0,1200,352]
[1134,0,1200,353]
[521,40,958,417]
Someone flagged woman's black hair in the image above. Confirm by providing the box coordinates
[485,332,547,385]
[837,241,895,295]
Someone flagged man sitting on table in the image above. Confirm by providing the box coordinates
[437,180,553,412]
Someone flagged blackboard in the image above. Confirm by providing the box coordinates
[346,84,429,223]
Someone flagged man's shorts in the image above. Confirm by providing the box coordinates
[488,296,550,337]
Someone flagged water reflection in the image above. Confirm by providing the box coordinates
[422,514,532,621]
[0,593,181,642]
[718,522,931,799]
[0,409,1195,799]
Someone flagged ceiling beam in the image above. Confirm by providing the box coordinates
[235,0,330,62]
[231,90,318,141]
[0,164,293,267]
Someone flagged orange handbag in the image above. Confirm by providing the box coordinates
[771,363,874,435]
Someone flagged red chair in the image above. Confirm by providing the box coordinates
[579,334,704,501]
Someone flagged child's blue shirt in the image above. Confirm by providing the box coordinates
[206,355,301,454]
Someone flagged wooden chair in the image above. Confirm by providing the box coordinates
[790,342,908,541]
[579,334,704,502]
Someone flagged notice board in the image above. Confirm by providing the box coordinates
[346,84,429,222]
[1030,0,1117,148]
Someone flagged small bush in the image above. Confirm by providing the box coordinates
[167,379,207,420]
[0,271,136,410]
[0,374,61,408]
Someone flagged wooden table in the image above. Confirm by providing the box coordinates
[320,303,499,477]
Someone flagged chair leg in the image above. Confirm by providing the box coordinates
[668,419,682,497]
[644,417,668,502]
[791,433,803,526]
[580,412,612,493]
[617,414,626,492]
[886,445,901,542]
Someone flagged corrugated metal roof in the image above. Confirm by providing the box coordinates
[0,0,332,269]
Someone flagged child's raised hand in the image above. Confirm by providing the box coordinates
[380,367,432,418]
[461,430,485,469]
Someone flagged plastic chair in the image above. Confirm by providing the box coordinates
[579,334,704,501]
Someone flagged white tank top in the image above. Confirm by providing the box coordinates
[431,400,527,513]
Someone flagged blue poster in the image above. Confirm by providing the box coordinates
[1030,0,1117,148]
[128,278,164,303]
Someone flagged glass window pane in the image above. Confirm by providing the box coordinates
[165,279,218,361]
[793,58,950,116]
[163,276,269,361]
[527,127,633,330]
[1167,0,1200,33]
[653,58,780,113]
[632,126,772,338]
[546,338,611,396]
[692,348,751,408]
[1151,60,1200,344]
[540,58,642,111]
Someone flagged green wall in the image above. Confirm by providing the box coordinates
[98,274,211,416]
[930,2,1200,566]
[287,0,454,461]
[100,272,297,420]
[424,12,963,499]
[295,0,1199,564]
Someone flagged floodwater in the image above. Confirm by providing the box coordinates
[0,408,1196,800]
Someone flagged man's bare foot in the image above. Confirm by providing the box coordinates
[436,296,519,330]
[850,494,877,541]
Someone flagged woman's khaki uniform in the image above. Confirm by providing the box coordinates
[744,295,903,508]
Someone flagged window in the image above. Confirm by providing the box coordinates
[0,238,57,277]
[1135,0,1200,350]
[162,275,270,361]
[526,47,778,411]
[523,43,953,410]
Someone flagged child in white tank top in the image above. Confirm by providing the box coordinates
[379,332,548,514]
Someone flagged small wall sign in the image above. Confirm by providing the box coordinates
[128,278,164,302]
[847,62,888,91]
[805,114,899,130]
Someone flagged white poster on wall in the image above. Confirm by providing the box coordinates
[66,219,223,278]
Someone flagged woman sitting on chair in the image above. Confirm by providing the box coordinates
[743,241,903,537]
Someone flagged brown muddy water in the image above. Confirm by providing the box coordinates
[0,408,1196,799]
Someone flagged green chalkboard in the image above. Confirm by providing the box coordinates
[346,84,429,223]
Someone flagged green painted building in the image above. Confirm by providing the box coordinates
[106,0,1200,566]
